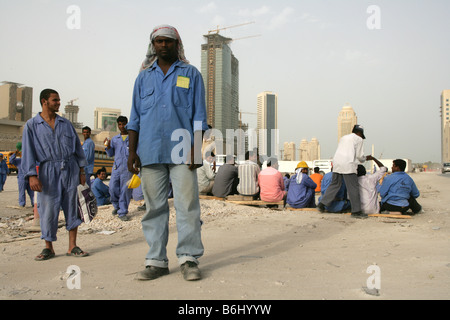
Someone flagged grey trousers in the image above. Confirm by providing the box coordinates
[320,173,361,213]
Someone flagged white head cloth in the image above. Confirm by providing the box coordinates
[140,24,189,72]
[295,168,304,184]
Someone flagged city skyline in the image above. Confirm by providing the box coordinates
[1,0,449,163]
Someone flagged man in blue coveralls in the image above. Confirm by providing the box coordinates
[9,142,35,207]
[81,126,95,186]
[91,167,111,206]
[105,116,132,221]
[127,24,208,281]
[22,89,89,261]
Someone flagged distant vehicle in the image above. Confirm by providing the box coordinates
[0,151,19,174]
[93,145,114,178]
[442,163,450,174]
[312,159,333,175]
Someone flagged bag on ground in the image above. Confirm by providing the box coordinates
[77,184,98,224]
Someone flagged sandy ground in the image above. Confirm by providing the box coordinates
[0,172,449,301]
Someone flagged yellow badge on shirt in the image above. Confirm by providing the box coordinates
[176,76,190,89]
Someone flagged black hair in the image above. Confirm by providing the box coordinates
[357,164,366,177]
[39,89,59,106]
[393,159,407,171]
[117,116,128,123]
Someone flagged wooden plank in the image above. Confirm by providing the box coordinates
[368,213,412,219]
[226,200,283,205]
[285,208,412,218]
[226,195,256,201]
[225,200,284,209]
[199,195,225,201]
[343,212,412,219]
[285,207,318,211]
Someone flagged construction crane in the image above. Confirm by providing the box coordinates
[67,98,79,106]
[208,21,255,35]
[231,34,262,42]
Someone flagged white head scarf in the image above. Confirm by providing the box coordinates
[295,168,304,184]
[140,24,189,72]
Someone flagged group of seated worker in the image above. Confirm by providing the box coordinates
[319,157,422,215]
[197,151,422,215]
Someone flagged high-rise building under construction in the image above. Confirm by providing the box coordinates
[201,33,239,152]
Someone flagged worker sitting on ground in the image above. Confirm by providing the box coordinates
[197,152,216,195]
[286,161,317,209]
[318,170,351,213]
[91,167,111,206]
[310,166,323,193]
[357,156,387,214]
[237,150,260,199]
[379,159,422,215]
[212,155,239,198]
[258,157,286,203]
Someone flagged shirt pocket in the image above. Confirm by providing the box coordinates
[61,133,75,157]
[140,87,155,109]
[173,86,191,110]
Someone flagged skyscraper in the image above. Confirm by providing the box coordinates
[441,90,450,162]
[201,33,239,152]
[337,104,357,141]
[257,91,278,157]
[283,142,296,161]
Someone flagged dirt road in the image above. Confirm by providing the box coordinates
[0,172,449,301]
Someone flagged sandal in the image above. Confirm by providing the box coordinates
[66,246,89,257]
[35,248,55,261]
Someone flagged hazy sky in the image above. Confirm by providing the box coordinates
[1,0,449,163]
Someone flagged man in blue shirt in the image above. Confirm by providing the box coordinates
[318,171,351,213]
[22,89,88,261]
[105,116,132,221]
[91,167,111,206]
[82,126,95,186]
[0,153,8,192]
[9,142,35,207]
[379,159,422,214]
[127,24,208,282]
[286,161,317,209]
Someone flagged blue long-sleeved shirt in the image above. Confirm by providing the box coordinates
[379,171,420,207]
[126,59,208,165]
[0,160,7,175]
[319,171,350,212]
[286,173,317,208]
[21,113,87,179]
[91,177,110,205]
[82,137,95,174]
[105,134,129,172]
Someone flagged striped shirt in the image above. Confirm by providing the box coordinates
[237,160,260,196]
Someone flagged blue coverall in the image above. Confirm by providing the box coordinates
[9,152,35,206]
[106,134,132,217]
[21,114,87,241]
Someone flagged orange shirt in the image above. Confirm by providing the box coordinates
[310,173,323,192]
